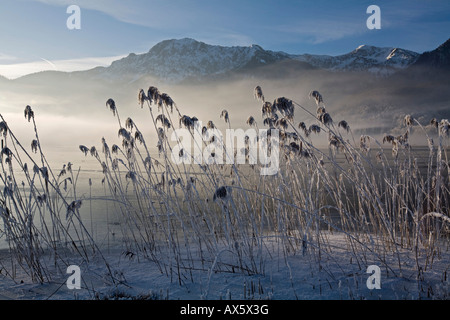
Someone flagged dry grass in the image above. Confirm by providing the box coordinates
[0,85,449,298]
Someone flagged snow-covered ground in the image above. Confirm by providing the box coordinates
[1,232,448,301]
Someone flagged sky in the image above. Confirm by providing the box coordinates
[0,0,449,79]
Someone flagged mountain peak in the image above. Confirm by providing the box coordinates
[413,38,450,70]
[99,38,289,83]
[294,44,419,75]
[72,38,450,84]
[354,44,375,51]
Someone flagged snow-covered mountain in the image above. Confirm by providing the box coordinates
[412,38,450,70]
[85,38,290,83]
[293,45,419,76]
[11,38,443,84]
[83,39,420,83]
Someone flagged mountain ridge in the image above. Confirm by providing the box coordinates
[412,38,450,70]
[8,37,449,84]
[292,44,419,76]
[1,38,449,139]
[80,38,291,83]
[85,38,422,82]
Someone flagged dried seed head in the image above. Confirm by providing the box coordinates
[31,140,39,153]
[262,101,275,117]
[180,115,194,129]
[429,118,439,128]
[160,93,175,113]
[289,142,300,153]
[220,110,229,123]
[263,117,274,128]
[275,118,289,130]
[37,194,47,205]
[0,121,7,137]
[112,144,119,154]
[144,156,152,169]
[24,105,34,122]
[319,112,333,126]
[126,171,137,182]
[316,106,326,116]
[309,124,321,134]
[135,131,144,144]
[125,118,135,130]
[90,146,98,157]
[118,128,132,142]
[246,116,256,127]
[156,114,171,128]
[439,119,450,136]
[147,86,160,104]
[40,166,49,180]
[106,98,116,116]
[213,186,230,201]
[273,97,294,119]
[138,89,148,107]
[309,90,323,106]
[58,165,66,178]
[359,135,370,153]
[254,86,265,102]
[79,145,89,156]
[383,134,395,144]
[404,115,414,127]
[427,138,434,151]
[329,134,342,149]
[1,147,12,158]
[319,156,324,166]
[66,200,82,220]
[298,122,309,137]
[101,138,110,155]
[157,140,164,154]
[338,120,350,132]
[157,127,166,140]
[397,131,409,145]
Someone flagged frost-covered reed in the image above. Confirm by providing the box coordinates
[0,84,448,298]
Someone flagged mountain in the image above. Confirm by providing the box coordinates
[82,38,290,83]
[412,38,450,70]
[293,45,419,76]
[7,38,442,85]
[76,39,421,84]
[2,38,449,140]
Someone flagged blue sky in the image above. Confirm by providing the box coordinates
[0,0,449,78]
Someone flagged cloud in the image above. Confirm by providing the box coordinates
[24,0,186,29]
[0,53,18,63]
[0,55,126,79]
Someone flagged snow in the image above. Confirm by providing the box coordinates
[89,38,289,83]
[293,45,419,75]
[0,232,448,300]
